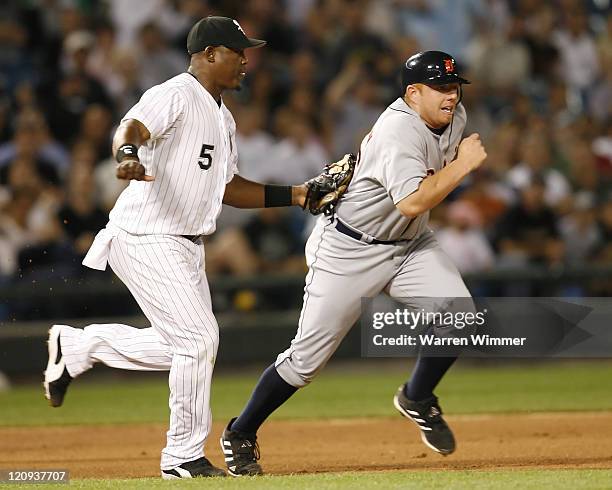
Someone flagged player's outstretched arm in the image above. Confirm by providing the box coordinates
[223,175,307,209]
[396,134,487,218]
[112,119,154,181]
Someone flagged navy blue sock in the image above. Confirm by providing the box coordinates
[404,356,457,401]
[231,364,298,434]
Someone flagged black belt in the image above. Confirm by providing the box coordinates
[335,220,405,245]
[181,235,203,243]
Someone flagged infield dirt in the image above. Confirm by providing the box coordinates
[2,413,611,478]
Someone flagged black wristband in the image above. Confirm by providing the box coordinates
[264,185,292,207]
[116,144,139,163]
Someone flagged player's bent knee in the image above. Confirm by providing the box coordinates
[275,358,321,388]
[173,331,219,360]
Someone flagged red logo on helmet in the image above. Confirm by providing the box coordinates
[444,59,454,73]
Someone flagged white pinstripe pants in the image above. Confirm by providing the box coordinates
[61,230,219,470]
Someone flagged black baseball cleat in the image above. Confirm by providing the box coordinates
[220,417,263,476]
[161,457,226,479]
[43,325,73,407]
[393,385,456,455]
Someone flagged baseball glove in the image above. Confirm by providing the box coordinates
[303,153,356,216]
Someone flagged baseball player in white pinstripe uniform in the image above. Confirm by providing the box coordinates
[42,16,318,479]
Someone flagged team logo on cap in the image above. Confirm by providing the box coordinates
[444,59,454,73]
[233,19,246,34]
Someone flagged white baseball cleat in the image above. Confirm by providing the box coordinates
[43,325,72,407]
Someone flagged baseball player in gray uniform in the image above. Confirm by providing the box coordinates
[41,16,340,479]
[221,51,487,476]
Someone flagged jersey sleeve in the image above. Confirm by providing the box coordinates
[122,85,185,140]
[378,127,428,204]
[225,120,239,183]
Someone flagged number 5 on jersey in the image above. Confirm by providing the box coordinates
[198,144,215,170]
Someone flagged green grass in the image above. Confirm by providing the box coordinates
[2,360,612,427]
[3,362,611,488]
[7,469,612,490]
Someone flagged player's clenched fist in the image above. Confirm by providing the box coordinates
[116,159,155,181]
[457,133,487,172]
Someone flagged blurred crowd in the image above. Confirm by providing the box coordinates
[0,0,611,290]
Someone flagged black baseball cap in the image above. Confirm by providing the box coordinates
[187,16,266,55]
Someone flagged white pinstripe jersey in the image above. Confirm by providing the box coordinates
[109,73,239,235]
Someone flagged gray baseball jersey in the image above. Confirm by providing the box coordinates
[336,98,466,241]
[274,97,472,388]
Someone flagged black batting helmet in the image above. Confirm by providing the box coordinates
[401,51,470,94]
